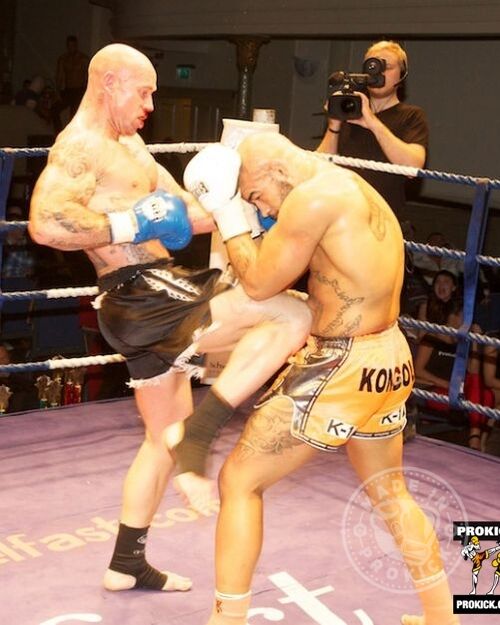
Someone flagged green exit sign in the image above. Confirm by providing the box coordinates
[176,65,194,80]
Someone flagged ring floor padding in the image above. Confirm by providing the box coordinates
[0,389,497,625]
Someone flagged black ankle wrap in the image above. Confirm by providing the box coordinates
[175,388,234,476]
[108,523,167,590]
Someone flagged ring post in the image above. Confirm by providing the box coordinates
[0,152,16,316]
[449,179,491,408]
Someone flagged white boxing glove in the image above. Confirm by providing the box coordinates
[183,143,251,242]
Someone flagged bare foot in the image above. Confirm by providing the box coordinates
[173,471,218,516]
[103,568,192,592]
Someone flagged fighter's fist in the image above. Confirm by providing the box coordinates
[108,190,193,250]
[184,144,251,242]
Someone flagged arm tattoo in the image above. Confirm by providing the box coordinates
[87,250,108,273]
[123,244,159,264]
[48,207,103,235]
[227,239,255,281]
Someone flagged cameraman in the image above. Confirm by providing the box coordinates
[317,40,428,218]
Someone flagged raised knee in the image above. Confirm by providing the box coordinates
[162,421,185,449]
[282,300,312,347]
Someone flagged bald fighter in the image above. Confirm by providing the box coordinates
[184,134,459,625]
[29,44,311,593]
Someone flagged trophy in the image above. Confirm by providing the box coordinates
[35,374,51,409]
[0,384,12,413]
[64,367,85,404]
[46,378,62,408]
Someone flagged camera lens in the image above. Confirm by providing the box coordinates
[362,57,385,75]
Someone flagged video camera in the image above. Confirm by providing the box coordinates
[327,57,386,121]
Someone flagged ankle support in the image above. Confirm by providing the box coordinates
[108,523,167,590]
[175,388,234,475]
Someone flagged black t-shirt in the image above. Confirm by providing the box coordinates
[338,102,429,217]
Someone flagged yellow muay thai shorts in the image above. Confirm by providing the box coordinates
[255,323,414,451]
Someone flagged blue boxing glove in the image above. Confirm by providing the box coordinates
[108,190,192,250]
[258,213,277,231]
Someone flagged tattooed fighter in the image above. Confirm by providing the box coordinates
[28,45,311,593]
[184,133,459,625]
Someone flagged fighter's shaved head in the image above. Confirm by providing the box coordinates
[238,132,312,192]
[89,43,153,75]
[238,132,294,168]
[87,43,155,91]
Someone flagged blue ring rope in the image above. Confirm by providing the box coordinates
[1,145,499,423]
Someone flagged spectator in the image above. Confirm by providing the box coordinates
[0,342,38,413]
[475,265,500,336]
[1,207,37,344]
[12,76,45,110]
[399,220,429,320]
[12,79,32,105]
[2,206,36,283]
[412,231,463,286]
[417,269,461,340]
[53,35,89,131]
[414,303,494,450]
[317,39,428,219]
[482,333,500,451]
[35,86,57,132]
[484,335,500,404]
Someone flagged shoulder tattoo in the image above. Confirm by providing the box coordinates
[51,140,92,179]
[355,179,387,241]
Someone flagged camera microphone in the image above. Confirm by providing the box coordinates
[394,59,409,85]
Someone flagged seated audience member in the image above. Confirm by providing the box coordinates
[0,343,38,413]
[2,206,37,284]
[12,79,32,105]
[414,310,494,450]
[417,269,461,341]
[36,86,57,133]
[475,266,500,336]
[14,76,46,111]
[412,231,463,286]
[484,334,500,404]
[482,334,500,450]
[399,220,429,321]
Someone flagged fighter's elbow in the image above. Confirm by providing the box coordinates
[28,218,65,250]
[246,287,267,301]
[27,220,47,246]
[412,155,426,169]
[241,280,274,301]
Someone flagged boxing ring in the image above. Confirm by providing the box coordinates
[0,143,499,625]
